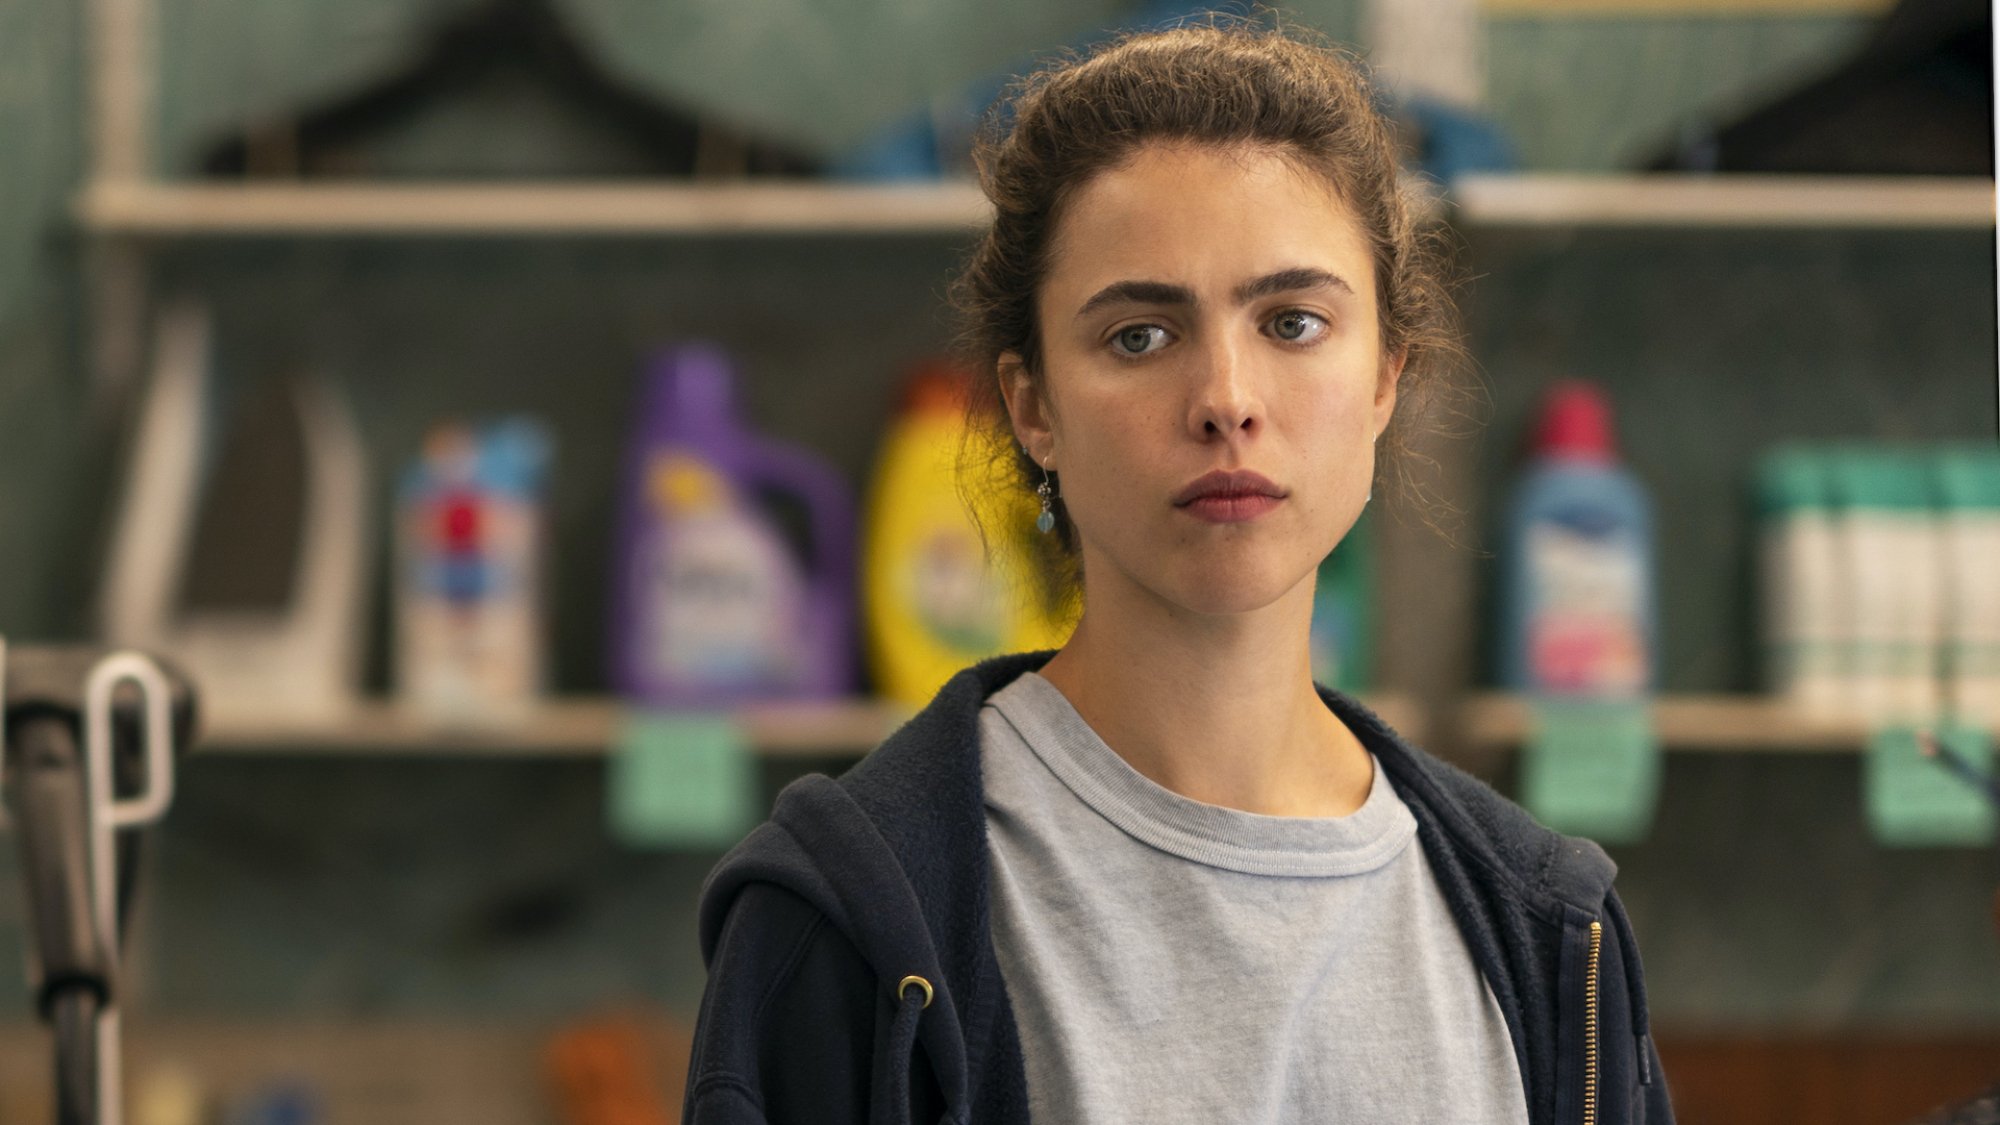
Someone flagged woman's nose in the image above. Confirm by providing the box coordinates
[1186,336,1262,439]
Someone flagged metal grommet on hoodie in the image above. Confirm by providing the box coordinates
[897,974,934,1009]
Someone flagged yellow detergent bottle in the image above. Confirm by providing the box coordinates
[863,362,1077,709]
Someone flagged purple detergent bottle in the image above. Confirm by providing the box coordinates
[610,343,856,706]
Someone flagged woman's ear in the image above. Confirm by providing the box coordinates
[1373,348,1407,439]
[998,351,1055,460]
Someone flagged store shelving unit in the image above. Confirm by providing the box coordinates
[72,170,1993,761]
[77,0,1996,762]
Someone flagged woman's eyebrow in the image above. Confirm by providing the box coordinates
[1233,267,1351,304]
[1075,268,1352,320]
[1075,279,1195,319]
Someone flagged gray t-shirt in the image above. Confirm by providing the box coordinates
[980,671,1530,1125]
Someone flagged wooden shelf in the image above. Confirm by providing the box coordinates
[76,179,993,236]
[1450,174,1993,229]
[194,691,1423,759]
[1459,692,1907,751]
[200,693,1977,757]
[77,175,1994,238]
[195,696,915,758]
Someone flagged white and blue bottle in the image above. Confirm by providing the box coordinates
[1497,381,1656,697]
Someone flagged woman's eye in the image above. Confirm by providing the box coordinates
[1110,324,1170,357]
[1270,310,1328,343]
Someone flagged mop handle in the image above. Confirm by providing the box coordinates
[80,652,179,1125]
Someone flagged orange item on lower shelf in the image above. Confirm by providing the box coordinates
[544,1012,685,1125]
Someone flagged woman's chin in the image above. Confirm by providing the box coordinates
[1154,556,1314,618]
[1079,533,1321,619]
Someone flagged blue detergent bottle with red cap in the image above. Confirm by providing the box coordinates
[1496,381,1657,696]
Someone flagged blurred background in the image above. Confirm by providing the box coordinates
[0,0,1995,1122]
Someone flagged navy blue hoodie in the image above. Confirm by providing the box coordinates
[686,650,1673,1124]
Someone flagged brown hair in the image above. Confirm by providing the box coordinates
[950,18,1472,611]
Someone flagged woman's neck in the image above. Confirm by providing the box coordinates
[1033,566,1374,819]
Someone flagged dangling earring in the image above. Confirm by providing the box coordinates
[1035,458,1057,534]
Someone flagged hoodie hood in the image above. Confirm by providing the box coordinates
[697,651,1013,1115]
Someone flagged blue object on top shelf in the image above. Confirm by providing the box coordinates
[829,77,1006,181]
[1400,96,1519,184]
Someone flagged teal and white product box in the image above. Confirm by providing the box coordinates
[394,418,553,724]
[1756,446,1848,716]
[1827,448,1942,725]
[1935,445,2000,730]
[1750,440,1997,847]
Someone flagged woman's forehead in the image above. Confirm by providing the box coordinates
[1043,143,1374,305]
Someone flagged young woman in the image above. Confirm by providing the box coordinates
[686,23,1671,1125]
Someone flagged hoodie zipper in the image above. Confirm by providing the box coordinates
[1583,920,1602,1125]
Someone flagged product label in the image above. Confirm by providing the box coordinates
[1944,514,2000,636]
[1522,698,1660,845]
[641,507,802,691]
[1525,513,1647,695]
[608,713,756,848]
[400,492,543,716]
[1943,512,2000,727]
[1865,725,1997,847]
[1761,513,1851,714]
[1842,512,1941,722]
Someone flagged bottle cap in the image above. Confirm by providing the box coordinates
[899,361,972,414]
[645,342,738,436]
[1532,380,1616,462]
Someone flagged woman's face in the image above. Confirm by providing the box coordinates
[1004,141,1401,619]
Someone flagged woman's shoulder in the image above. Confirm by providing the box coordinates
[704,654,1048,944]
[836,651,1055,839]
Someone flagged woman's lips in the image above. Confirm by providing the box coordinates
[1178,492,1284,523]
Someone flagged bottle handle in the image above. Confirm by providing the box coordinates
[739,438,855,592]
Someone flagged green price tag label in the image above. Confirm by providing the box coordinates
[1522,698,1661,846]
[1865,725,1996,847]
[608,712,757,849]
